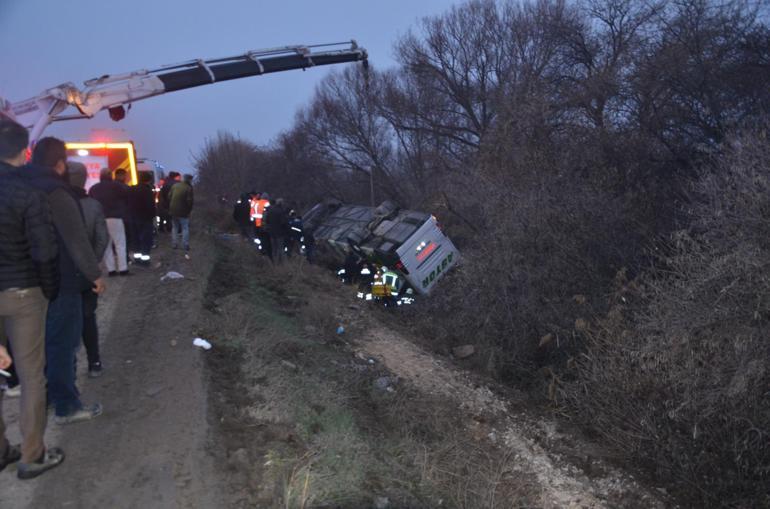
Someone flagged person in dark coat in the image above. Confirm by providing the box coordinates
[264,198,290,264]
[22,137,105,427]
[128,172,156,265]
[89,169,130,275]
[68,162,109,378]
[286,209,303,257]
[168,174,194,252]
[157,171,180,233]
[112,169,136,257]
[233,192,253,240]
[0,120,64,478]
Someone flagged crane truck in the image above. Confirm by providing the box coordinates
[302,200,460,300]
[0,42,368,144]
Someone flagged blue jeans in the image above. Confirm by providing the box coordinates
[46,292,83,417]
[172,217,190,250]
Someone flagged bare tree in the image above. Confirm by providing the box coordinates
[194,131,261,200]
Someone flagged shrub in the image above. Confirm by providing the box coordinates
[561,133,770,507]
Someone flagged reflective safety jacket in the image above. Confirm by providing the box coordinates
[382,269,401,296]
[250,198,270,228]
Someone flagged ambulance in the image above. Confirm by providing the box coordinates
[65,141,139,191]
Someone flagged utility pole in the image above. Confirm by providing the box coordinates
[369,166,376,207]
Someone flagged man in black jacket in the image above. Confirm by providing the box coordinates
[0,119,64,479]
[233,192,253,240]
[265,198,290,264]
[89,168,130,275]
[22,137,106,428]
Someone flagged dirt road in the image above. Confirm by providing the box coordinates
[0,243,226,509]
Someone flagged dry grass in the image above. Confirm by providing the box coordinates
[200,235,540,508]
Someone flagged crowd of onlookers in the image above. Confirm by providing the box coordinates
[0,117,194,480]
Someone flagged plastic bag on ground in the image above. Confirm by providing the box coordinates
[161,271,185,281]
[193,337,212,350]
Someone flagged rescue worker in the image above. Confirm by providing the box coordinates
[379,266,402,306]
[286,209,303,257]
[303,231,316,264]
[251,192,271,257]
[342,252,360,285]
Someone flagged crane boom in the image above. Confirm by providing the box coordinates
[0,41,368,144]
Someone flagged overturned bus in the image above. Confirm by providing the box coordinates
[302,200,460,296]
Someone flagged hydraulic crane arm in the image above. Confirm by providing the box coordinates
[0,41,368,144]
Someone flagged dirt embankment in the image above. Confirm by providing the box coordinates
[199,236,671,509]
[0,231,671,509]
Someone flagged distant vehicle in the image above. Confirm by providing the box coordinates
[302,200,460,297]
[65,141,139,191]
[136,158,166,186]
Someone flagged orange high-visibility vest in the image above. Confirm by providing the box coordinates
[250,197,258,224]
[251,198,270,228]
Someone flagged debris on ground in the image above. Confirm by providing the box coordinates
[161,271,185,281]
[452,344,476,359]
[193,337,213,350]
[145,386,165,398]
[373,376,397,392]
[226,448,250,471]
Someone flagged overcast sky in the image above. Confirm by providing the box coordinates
[0,0,456,172]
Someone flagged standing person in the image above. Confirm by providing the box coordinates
[89,168,130,276]
[0,120,64,478]
[286,209,303,257]
[265,198,290,264]
[114,168,136,264]
[158,171,179,233]
[252,192,271,258]
[169,173,194,253]
[68,162,109,378]
[23,137,106,425]
[128,172,156,265]
[113,169,136,260]
[233,192,253,240]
